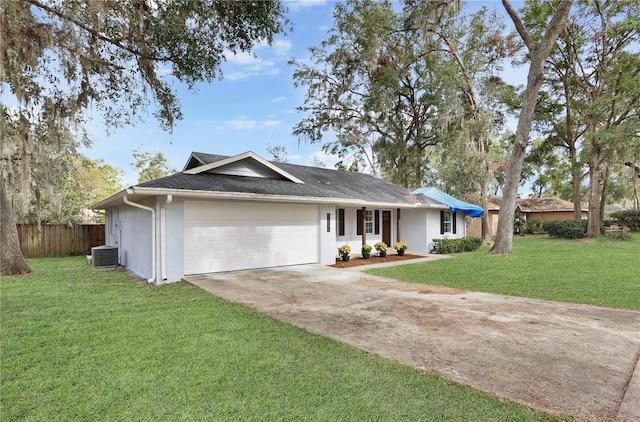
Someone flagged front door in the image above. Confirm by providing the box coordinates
[382,210,391,247]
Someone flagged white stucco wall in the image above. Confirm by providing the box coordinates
[318,205,336,265]
[456,212,466,238]
[426,209,442,252]
[106,200,153,280]
[160,199,185,284]
[334,207,399,256]
[104,197,184,285]
[426,209,467,252]
[402,208,467,254]
[104,197,471,284]
[401,208,429,253]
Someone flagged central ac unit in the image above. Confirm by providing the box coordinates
[92,246,118,268]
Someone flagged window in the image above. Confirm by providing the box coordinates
[365,210,374,234]
[440,210,457,234]
[337,208,345,236]
[357,209,376,235]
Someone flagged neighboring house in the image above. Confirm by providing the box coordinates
[468,196,588,238]
[516,197,588,223]
[93,151,479,284]
[604,204,634,214]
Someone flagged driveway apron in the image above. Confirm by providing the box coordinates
[184,264,640,422]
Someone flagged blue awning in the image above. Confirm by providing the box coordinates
[413,187,484,218]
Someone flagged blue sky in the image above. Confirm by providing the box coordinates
[82,0,524,186]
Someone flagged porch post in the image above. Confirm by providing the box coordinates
[361,206,367,246]
[396,208,401,242]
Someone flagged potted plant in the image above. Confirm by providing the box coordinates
[361,244,372,259]
[338,244,351,261]
[394,241,408,256]
[374,241,387,257]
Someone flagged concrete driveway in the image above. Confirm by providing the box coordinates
[184,263,640,421]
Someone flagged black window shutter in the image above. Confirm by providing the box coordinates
[357,209,363,235]
[453,212,457,234]
[440,210,445,235]
[374,210,380,234]
[338,209,345,236]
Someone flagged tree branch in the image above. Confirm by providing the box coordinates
[25,0,172,62]
[502,0,534,51]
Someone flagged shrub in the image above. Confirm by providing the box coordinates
[542,220,561,236]
[610,210,640,232]
[542,219,605,239]
[513,212,527,236]
[526,218,543,234]
[605,230,631,241]
[559,219,586,239]
[432,237,482,254]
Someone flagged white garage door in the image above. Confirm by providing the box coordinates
[184,201,318,274]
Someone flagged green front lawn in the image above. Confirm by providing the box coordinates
[1,258,560,421]
[368,234,640,310]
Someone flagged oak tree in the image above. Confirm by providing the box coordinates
[490,0,573,254]
[0,0,289,275]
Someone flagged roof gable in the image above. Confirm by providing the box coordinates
[182,153,206,171]
[183,151,304,184]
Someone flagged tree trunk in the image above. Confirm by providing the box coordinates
[586,140,602,238]
[0,183,32,276]
[491,49,549,253]
[491,0,573,254]
[571,165,582,219]
[634,167,640,209]
[565,73,583,220]
[624,161,639,209]
[481,178,491,242]
[599,165,609,220]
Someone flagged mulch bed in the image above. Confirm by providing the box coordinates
[329,254,424,268]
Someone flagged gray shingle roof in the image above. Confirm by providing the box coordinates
[137,152,420,205]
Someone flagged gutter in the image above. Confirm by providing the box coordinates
[117,187,441,209]
[123,193,156,284]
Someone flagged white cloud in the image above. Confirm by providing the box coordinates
[272,96,287,102]
[228,117,257,129]
[268,39,293,57]
[286,0,327,11]
[156,64,173,77]
[226,71,255,81]
[310,150,339,167]
[222,37,291,81]
[224,39,292,81]
[264,120,282,127]
[226,50,260,66]
[289,150,340,168]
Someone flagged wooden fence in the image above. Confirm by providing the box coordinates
[16,224,106,259]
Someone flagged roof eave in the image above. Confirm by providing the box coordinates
[91,189,128,209]
[92,186,432,209]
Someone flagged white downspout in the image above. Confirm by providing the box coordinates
[160,195,172,281]
[123,194,156,284]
